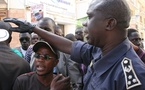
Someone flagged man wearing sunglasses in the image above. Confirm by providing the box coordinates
[14,32,31,58]
[13,41,71,90]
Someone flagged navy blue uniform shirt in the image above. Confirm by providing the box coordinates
[71,38,145,90]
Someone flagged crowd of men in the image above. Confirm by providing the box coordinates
[1,0,145,90]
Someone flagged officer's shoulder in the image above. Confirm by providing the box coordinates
[121,57,142,89]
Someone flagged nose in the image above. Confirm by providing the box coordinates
[76,32,83,35]
[82,19,88,27]
[36,56,45,62]
[136,41,141,46]
[23,39,27,43]
[133,40,141,47]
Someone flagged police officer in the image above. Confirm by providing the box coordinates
[3,0,145,90]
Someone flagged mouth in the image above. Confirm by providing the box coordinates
[36,65,45,71]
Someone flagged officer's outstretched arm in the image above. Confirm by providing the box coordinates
[3,18,73,54]
[34,26,73,54]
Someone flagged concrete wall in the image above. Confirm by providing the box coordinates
[64,24,76,35]
[76,0,91,19]
[8,9,25,48]
[7,0,26,47]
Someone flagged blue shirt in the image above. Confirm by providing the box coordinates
[71,39,145,90]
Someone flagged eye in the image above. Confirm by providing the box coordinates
[34,53,53,60]
[44,55,52,60]
[40,27,52,31]
[34,53,39,58]
[20,38,30,41]
[87,13,92,19]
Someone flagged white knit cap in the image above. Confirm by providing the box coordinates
[0,29,9,42]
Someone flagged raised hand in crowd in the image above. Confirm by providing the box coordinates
[50,74,72,90]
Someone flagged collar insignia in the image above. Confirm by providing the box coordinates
[121,57,141,89]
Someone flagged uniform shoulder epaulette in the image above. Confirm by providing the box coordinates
[121,57,141,89]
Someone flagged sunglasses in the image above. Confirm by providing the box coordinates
[34,53,54,60]
[75,31,83,35]
[20,38,30,42]
[131,38,141,42]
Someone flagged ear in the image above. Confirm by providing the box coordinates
[106,18,117,30]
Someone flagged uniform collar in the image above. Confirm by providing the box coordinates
[93,38,132,77]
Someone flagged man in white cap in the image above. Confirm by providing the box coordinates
[0,21,30,90]
[0,29,9,42]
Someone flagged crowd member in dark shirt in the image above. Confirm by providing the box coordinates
[13,41,71,90]
[0,21,30,90]
[75,27,84,41]
[75,27,87,75]
[127,28,145,63]
[57,33,83,89]
[128,28,143,48]
[14,32,31,58]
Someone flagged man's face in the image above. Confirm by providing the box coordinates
[38,20,55,33]
[34,47,58,76]
[55,29,64,37]
[129,32,142,47]
[31,34,39,44]
[83,0,107,46]
[75,29,84,41]
[19,33,31,50]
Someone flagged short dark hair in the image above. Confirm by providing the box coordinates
[33,41,59,59]
[97,0,131,28]
[127,28,138,37]
[65,33,76,41]
[38,17,56,30]
[75,27,83,32]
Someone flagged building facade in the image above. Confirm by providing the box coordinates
[0,0,77,47]
[127,0,145,39]
[0,0,145,47]
[76,0,145,39]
